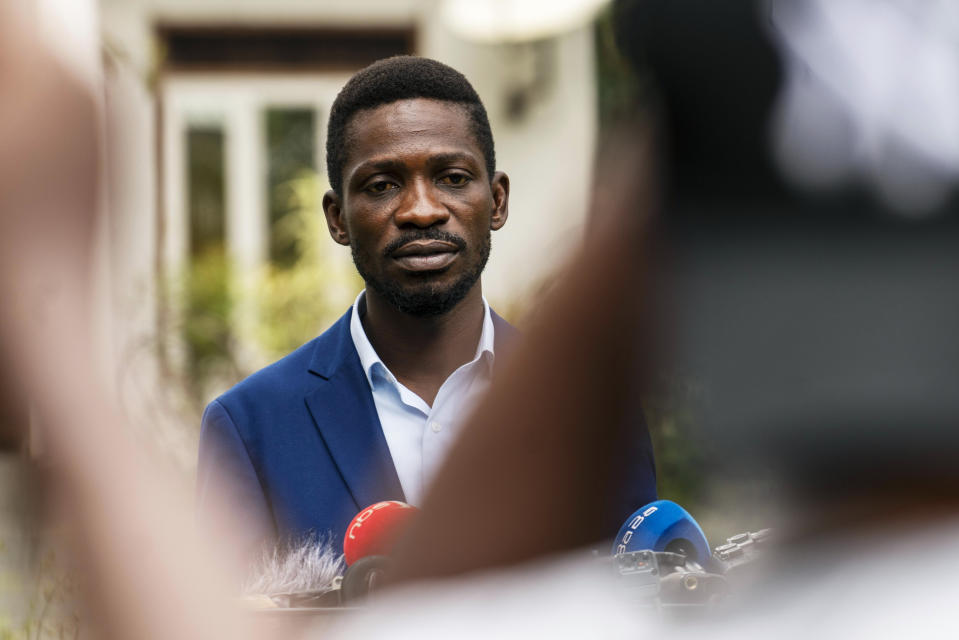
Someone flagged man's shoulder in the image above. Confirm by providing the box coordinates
[214,307,356,410]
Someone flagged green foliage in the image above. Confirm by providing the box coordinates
[181,246,242,395]
[643,376,709,510]
[0,546,79,640]
[0,619,18,640]
[246,172,361,360]
[164,170,360,412]
[266,109,316,267]
[643,375,781,541]
[594,3,651,129]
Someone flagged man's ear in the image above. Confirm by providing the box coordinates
[490,171,509,231]
[322,190,351,246]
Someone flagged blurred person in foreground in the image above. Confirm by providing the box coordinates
[7,2,959,640]
[340,1,959,636]
[0,5,256,640]
[196,55,659,568]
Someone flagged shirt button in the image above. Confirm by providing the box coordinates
[430,421,442,433]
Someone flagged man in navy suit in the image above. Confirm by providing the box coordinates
[197,57,657,566]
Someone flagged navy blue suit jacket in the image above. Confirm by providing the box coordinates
[197,306,657,562]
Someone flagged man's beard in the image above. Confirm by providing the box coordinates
[351,228,491,317]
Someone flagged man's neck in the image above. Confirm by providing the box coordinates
[360,285,486,406]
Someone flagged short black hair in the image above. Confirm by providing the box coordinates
[325,56,496,195]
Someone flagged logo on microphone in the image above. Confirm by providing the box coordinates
[616,505,658,555]
[347,500,411,540]
[343,501,419,566]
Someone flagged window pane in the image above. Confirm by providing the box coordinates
[266,108,316,268]
[187,127,226,257]
[184,126,233,401]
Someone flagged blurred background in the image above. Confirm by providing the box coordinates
[0,1,741,636]
[98,0,626,463]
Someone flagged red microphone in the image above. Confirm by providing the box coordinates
[343,501,419,566]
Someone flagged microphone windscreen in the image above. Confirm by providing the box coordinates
[242,536,344,597]
[611,500,711,565]
[343,501,418,566]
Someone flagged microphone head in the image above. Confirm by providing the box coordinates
[343,501,419,566]
[612,500,711,565]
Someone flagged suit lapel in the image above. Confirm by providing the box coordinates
[304,310,405,510]
[303,307,517,510]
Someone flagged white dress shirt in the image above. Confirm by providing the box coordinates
[349,290,495,506]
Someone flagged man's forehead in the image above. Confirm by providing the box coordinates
[344,98,485,172]
[343,98,480,156]
[348,97,471,125]
[355,151,481,173]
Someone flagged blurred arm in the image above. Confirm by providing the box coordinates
[390,123,660,581]
[0,7,251,640]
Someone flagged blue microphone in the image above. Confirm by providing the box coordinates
[611,500,711,565]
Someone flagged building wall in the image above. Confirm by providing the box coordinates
[427,26,597,311]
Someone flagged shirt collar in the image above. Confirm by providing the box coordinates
[349,290,496,389]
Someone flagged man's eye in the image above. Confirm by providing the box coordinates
[366,181,397,194]
[439,173,470,186]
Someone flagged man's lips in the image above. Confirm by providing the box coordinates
[391,240,459,271]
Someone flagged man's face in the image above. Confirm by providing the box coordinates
[323,98,509,316]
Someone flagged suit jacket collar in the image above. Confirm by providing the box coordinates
[305,309,405,509]
[309,306,520,379]
[307,308,354,380]
[304,306,520,511]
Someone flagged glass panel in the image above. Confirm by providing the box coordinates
[266,108,316,268]
[184,126,234,400]
[187,127,226,257]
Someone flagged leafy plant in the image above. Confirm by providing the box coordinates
[0,546,79,640]
[243,172,361,360]
[161,171,361,416]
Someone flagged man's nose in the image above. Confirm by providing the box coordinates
[394,180,450,227]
